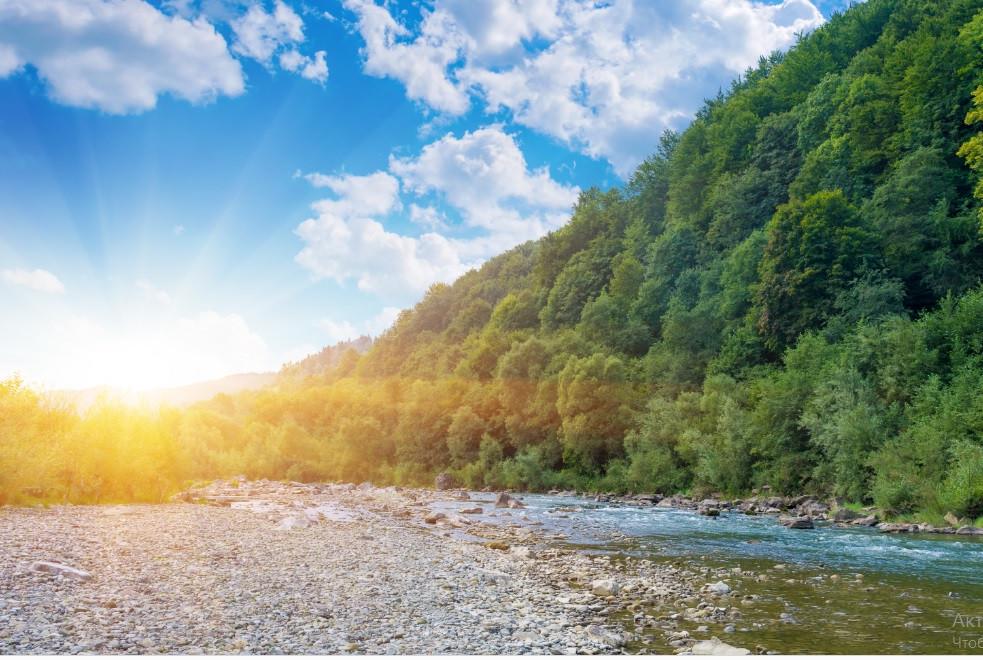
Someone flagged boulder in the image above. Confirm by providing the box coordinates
[591,578,620,597]
[833,508,862,522]
[851,514,879,527]
[495,492,526,509]
[707,581,731,595]
[699,507,721,517]
[29,561,91,581]
[691,637,751,655]
[945,511,961,527]
[434,473,454,490]
[779,516,814,529]
[485,541,510,551]
[424,512,447,524]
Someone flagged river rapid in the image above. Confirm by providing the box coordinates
[430,492,983,654]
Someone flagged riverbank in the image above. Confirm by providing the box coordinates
[0,480,747,655]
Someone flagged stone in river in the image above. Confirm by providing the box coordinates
[691,637,751,655]
[458,507,483,515]
[29,561,92,581]
[833,508,862,522]
[495,492,525,509]
[779,516,814,529]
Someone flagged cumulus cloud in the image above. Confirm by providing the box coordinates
[0,0,245,114]
[343,0,825,174]
[2,268,65,294]
[342,0,469,114]
[294,126,578,298]
[231,0,304,62]
[391,125,579,241]
[279,48,328,83]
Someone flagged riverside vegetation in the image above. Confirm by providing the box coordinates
[3,0,983,526]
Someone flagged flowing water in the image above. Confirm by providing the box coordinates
[430,493,983,654]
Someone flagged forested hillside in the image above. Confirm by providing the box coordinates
[3,0,983,520]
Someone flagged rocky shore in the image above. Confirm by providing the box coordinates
[0,480,759,655]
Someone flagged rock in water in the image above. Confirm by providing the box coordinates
[707,581,731,595]
[458,507,483,515]
[434,473,453,490]
[692,637,751,655]
[495,492,525,508]
[29,561,91,581]
[779,516,814,529]
[591,578,620,596]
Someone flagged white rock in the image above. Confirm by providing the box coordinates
[29,561,91,581]
[691,637,751,655]
[707,581,731,595]
[278,515,310,530]
[591,578,620,597]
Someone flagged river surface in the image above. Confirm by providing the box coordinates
[431,493,983,654]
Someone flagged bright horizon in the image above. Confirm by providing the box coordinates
[0,0,845,390]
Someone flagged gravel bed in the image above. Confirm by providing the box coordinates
[0,481,713,655]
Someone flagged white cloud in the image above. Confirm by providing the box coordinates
[342,0,469,114]
[0,0,245,114]
[318,306,402,344]
[391,125,578,241]
[231,0,303,63]
[2,268,65,294]
[279,48,328,83]
[295,126,578,298]
[343,0,825,174]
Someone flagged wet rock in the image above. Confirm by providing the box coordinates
[495,493,525,509]
[458,507,483,515]
[691,637,751,655]
[29,561,91,581]
[779,516,814,529]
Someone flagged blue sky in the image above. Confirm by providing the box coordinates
[0,0,846,390]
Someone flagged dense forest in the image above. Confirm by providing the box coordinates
[3,0,983,523]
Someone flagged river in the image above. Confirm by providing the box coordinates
[430,492,983,654]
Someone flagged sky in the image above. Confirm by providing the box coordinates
[0,0,849,391]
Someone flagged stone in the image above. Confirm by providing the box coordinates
[779,516,814,529]
[833,508,862,522]
[29,561,91,581]
[691,637,751,655]
[585,625,624,647]
[458,507,483,515]
[707,581,731,595]
[510,546,534,559]
[485,541,510,551]
[495,492,526,509]
[434,473,454,490]
[851,515,879,527]
[424,512,447,524]
[278,515,310,530]
[591,579,620,597]
[698,507,720,517]
[945,512,961,527]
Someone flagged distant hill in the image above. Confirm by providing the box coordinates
[59,372,278,411]
[279,336,373,381]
